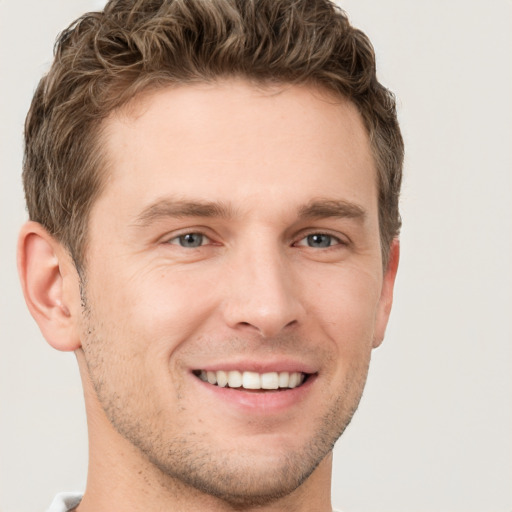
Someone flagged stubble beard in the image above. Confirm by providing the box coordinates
[79,285,370,508]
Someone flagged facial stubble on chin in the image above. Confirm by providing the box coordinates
[78,283,371,508]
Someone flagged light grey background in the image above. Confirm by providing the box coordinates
[1,1,511,511]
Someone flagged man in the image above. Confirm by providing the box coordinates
[17,0,403,510]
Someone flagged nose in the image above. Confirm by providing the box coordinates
[221,242,304,338]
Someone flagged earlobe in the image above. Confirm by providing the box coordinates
[17,221,82,351]
[373,238,400,348]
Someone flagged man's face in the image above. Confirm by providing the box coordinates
[77,81,396,505]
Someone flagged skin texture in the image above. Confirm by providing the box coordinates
[18,80,399,512]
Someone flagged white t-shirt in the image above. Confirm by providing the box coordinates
[47,492,82,512]
[47,492,343,511]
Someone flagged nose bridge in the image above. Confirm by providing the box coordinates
[222,235,302,337]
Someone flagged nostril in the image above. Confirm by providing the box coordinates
[232,318,300,339]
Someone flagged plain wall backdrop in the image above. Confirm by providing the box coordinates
[1,1,511,511]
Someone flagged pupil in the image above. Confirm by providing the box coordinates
[180,233,203,247]
[308,234,330,248]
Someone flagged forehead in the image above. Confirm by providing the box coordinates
[96,80,377,223]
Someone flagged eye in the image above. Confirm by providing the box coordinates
[168,233,210,248]
[296,233,343,248]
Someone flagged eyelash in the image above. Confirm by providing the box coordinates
[166,231,347,249]
[293,233,346,249]
[167,232,212,248]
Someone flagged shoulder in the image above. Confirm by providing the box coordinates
[46,492,83,512]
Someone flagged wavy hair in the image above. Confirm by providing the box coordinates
[23,0,403,270]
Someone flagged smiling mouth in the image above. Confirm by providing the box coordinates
[193,370,309,390]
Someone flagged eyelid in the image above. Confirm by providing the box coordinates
[159,228,348,248]
[168,233,211,246]
[161,228,215,246]
[293,231,349,247]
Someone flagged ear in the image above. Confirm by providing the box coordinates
[17,221,82,351]
[373,238,400,348]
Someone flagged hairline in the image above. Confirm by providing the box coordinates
[74,77,390,273]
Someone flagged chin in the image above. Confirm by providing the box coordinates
[153,447,326,507]
[132,410,347,507]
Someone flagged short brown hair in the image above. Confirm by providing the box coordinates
[23,0,403,270]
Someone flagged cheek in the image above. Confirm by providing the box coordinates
[302,264,382,354]
[86,262,219,357]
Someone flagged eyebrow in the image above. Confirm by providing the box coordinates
[297,199,367,221]
[132,197,366,228]
[133,198,235,227]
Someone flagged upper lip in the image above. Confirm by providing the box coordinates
[191,359,318,375]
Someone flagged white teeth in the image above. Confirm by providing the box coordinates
[242,371,261,389]
[216,370,228,387]
[261,372,279,390]
[227,370,243,388]
[197,370,305,390]
[278,372,289,388]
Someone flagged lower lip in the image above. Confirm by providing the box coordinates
[191,373,317,413]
